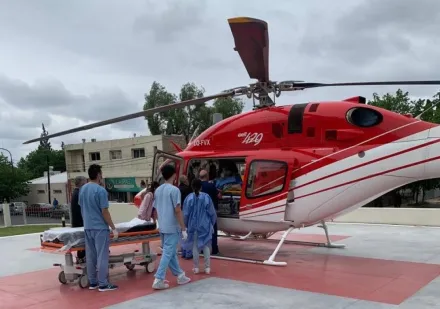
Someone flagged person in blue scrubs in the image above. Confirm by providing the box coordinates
[199,169,219,255]
[152,164,191,290]
[183,178,217,274]
[79,164,119,292]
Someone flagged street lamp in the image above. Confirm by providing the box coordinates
[0,147,13,171]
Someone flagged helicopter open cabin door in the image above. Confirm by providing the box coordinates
[152,149,184,186]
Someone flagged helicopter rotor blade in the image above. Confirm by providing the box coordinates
[289,80,440,89]
[22,91,235,145]
[228,17,269,83]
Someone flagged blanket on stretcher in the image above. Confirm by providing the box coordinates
[42,218,157,251]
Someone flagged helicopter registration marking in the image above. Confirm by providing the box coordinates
[189,139,211,147]
[238,132,264,146]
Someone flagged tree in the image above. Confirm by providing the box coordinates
[18,148,66,180]
[17,125,66,180]
[143,81,176,135]
[212,97,245,119]
[368,89,440,205]
[0,154,30,202]
[39,123,52,150]
[143,81,245,142]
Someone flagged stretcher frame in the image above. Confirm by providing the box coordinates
[40,230,161,289]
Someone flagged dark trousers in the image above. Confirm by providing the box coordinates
[77,249,86,259]
[212,222,219,254]
[72,221,86,260]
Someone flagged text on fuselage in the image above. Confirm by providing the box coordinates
[238,132,264,146]
[189,139,211,147]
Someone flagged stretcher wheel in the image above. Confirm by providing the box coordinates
[79,275,89,289]
[58,271,67,284]
[126,264,135,271]
[146,262,155,273]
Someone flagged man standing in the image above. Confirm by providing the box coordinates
[199,169,219,255]
[79,164,119,292]
[52,197,59,210]
[71,176,87,263]
[178,175,192,207]
[152,164,191,290]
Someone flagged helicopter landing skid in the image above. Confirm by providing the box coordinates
[218,221,346,266]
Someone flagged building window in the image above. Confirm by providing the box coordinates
[89,152,101,161]
[246,160,287,198]
[53,190,62,194]
[109,150,122,160]
[37,190,45,194]
[132,148,146,158]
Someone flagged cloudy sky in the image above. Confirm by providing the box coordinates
[0,0,439,163]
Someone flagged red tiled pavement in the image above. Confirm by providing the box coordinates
[3,233,440,308]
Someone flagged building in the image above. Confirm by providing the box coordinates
[64,134,186,203]
[20,171,68,206]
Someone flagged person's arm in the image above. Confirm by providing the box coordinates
[99,188,115,230]
[138,192,152,220]
[172,188,185,231]
[207,196,217,226]
[152,198,158,221]
[183,194,191,227]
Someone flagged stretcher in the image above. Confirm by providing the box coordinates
[40,219,161,289]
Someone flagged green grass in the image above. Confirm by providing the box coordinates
[0,225,61,237]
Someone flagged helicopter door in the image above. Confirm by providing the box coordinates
[152,149,184,186]
[241,158,289,219]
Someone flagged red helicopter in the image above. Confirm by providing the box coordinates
[24,17,440,266]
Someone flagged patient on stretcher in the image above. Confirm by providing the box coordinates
[42,218,157,251]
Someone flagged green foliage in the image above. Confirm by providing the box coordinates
[39,123,52,151]
[143,81,245,142]
[0,154,30,202]
[18,149,66,180]
[368,89,440,204]
[17,125,66,180]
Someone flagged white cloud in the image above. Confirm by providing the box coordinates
[0,0,439,165]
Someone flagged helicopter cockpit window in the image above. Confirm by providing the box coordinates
[346,107,383,128]
[246,160,287,199]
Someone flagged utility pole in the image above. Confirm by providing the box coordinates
[47,155,51,204]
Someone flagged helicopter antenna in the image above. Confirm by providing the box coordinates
[189,125,200,143]
[415,99,440,120]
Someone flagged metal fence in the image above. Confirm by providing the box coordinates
[1,202,70,227]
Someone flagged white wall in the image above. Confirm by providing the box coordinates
[109,203,139,223]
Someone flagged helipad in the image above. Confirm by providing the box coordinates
[1,223,439,308]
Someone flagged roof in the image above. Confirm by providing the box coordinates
[29,172,68,185]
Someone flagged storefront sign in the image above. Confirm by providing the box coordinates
[105,177,140,192]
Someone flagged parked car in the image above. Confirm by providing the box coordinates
[9,202,27,215]
[26,203,52,217]
[51,204,70,219]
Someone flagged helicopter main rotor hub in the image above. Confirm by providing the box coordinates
[224,80,307,109]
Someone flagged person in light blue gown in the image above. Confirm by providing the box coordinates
[182,178,217,274]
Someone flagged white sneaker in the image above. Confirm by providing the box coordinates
[152,278,169,290]
[193,268,199,274]
[177,272,191,285]
[205,267,211,275]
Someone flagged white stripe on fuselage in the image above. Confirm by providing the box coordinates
[240,125,439,219]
